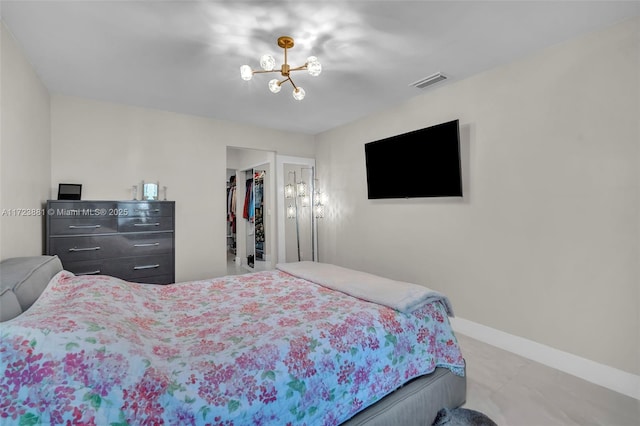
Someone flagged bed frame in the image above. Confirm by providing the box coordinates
[0,255,466,425]
[343,367,466,425]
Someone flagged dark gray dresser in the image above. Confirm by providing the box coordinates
[45,200,175,284]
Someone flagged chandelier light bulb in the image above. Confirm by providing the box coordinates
[240,65,253,81]
[306,56,322,76]
[268,79,281,93]
[293,87,305,101]
[260,54,276,71]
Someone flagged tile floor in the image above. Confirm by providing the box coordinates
[226,253,270,275]
[457,333,639,426]
[224,259,639,425]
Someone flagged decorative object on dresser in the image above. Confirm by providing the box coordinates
[45,200,175,284]
[57,183,82,200]
[142,181,160,201]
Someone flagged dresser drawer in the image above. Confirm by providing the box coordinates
[108,254,174,280]
[132,274,174,285]
[118,202,173,218]
[118,232,173,255]
[118,216,173,233]
[61,259,105,277]
[49,217,118,235]
[64,254,173,281]
[49,235,121,262]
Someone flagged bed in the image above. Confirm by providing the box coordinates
[0,256,466,425]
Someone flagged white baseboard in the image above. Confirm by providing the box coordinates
[450,317,640,400]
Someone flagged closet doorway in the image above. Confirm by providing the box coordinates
[226,147,276,274]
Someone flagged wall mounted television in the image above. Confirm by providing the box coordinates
[364,119,462,199]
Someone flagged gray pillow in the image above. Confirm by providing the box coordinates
[0,255,63,321]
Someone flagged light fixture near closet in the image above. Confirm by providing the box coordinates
[285,170,326,221]
[313,182,326,219]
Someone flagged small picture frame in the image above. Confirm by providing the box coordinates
[57,183,82,200]
[142,181,159,201]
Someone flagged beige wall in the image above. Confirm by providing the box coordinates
[0,23,51,259]
[51,95,314,281]
[315,18,639,375]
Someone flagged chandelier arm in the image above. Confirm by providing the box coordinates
[251,69,280,75]
[288,76,299,91]
[279,76,293,88]
[288,65,308,72]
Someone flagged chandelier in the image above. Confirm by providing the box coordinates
[240,36,322,101]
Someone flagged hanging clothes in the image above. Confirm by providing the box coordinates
[231,184,236,232]
[254,179,263,208]
[227,178,236,233]
[243,178,253,221]
[249,182,255,222]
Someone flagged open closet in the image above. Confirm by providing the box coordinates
[226,147,275,273]
[226,149,318,272]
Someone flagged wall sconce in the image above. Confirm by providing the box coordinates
[314,180,325,219]
[287,204,297,219]
[285,182,295,199]
[296,181,307,198]
[283,167,326,262]
[285,169,327,220]
[286,171,299,221]
[314,189,325,206]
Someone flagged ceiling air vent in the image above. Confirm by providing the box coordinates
[409,72,447,89]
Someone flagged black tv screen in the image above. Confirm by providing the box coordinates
[365,119,462,199]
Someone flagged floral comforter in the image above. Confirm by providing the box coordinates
[1,269,464,425]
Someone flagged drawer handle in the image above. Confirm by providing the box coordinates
[134,209,161,213]
[69,246,101,252]
[77,270,101,275]
[133,264,160,270]
[133,223,160,227]
[69,225,101,229]
[133,242,160,247]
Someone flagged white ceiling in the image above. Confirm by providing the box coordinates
[2,1,638,135]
